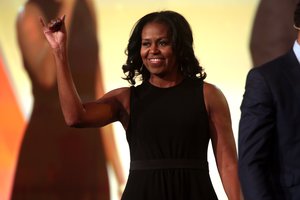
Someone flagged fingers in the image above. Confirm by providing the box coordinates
[61,15,66,23]
[61,15,66,31]
[40,15,67,36]
[59,15,67,32]
[39,16,52,34]
[39,16,46,27]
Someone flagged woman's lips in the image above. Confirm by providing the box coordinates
[148,58,164,64]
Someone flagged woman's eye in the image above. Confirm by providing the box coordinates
[141,42,150,47]
[159,41,168,46]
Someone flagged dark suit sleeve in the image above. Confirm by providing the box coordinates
[238,69,276,200]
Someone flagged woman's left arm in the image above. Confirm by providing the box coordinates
[204,82,242,200]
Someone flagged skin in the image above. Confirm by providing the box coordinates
[41,17,241,200]
[141,22,180,87]
[204,83,242,200]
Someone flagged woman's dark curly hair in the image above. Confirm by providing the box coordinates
[122,10,206,85]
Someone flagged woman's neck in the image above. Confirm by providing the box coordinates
[148,73,183,88]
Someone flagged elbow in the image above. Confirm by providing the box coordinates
[65,119,80,128]
[64,116,84,128]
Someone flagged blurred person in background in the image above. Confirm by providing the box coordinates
[250,0,298,67]
[11,0,125,199]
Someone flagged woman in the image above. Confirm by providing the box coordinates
[41,10,241,199]
[12,0,125,199]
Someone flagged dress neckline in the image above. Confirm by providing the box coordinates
[145,78,187,90]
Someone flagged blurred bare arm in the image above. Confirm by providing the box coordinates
[16,1,76,89]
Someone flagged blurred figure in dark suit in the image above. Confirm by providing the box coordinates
[239,1,300,199]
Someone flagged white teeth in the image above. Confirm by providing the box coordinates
[149,58,161,62]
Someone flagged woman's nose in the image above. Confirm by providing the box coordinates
[149,44,159,54]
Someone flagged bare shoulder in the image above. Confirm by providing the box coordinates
[101,87,131,111]
[17,2,44,37]
[103,87,130,99]
[100,87,131,126]
[203,82,229,113]
[203,82,224,98]
[17,2,43,23]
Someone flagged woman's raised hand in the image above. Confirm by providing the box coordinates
[40,15,67,50]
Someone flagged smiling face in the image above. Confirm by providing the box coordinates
[140,22,179,80]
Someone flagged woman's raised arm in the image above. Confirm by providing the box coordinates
[40,16,130,128]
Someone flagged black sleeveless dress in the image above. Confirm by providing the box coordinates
[121,78,218,200]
